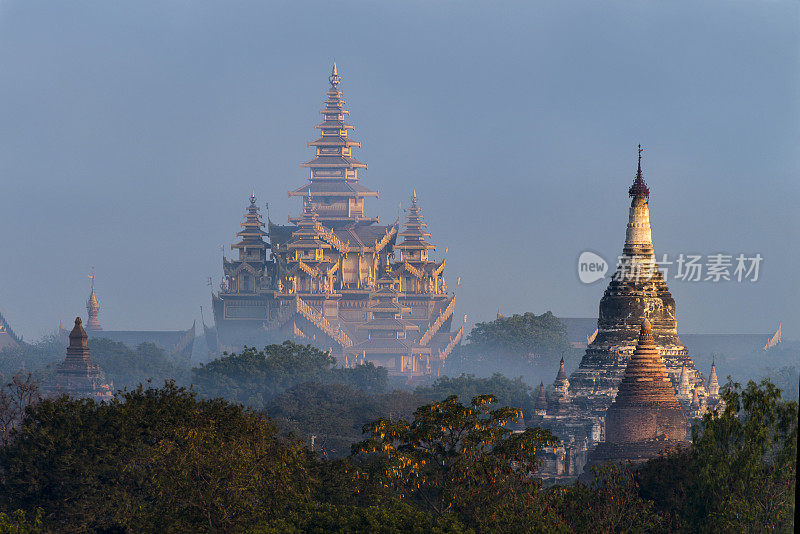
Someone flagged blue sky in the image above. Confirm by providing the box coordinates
[0,0,797,340]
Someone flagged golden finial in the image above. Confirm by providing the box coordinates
[329,62,341,87]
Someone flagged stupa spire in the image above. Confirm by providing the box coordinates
[678,364,691,398]
[86,273,102,333]
[707,359,719,397]
[628,144,650,200]
[534,381,547,415]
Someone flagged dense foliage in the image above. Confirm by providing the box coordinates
[0,383,312,532]
[466,311,570,357]
[637,379,797,532]
[0,379,795,532]
[443,312,578,384]
[192,341,387,409]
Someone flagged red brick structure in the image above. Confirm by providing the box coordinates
[582,319,688,477]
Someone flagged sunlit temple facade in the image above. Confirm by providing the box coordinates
[211,65,462,377]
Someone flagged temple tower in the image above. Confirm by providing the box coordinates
[223,192,270,294]
[677,364,691,400]
[707,360,719,398]
[392,191,447,295]
[570,148,702,416]
[51,317,112,399]
[86,280,102,333]
[534,382,548,416]
[582,320,688,477]
[289,63,378,227]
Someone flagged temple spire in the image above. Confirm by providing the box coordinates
[86,275,102,333]
[329,62,340,87]
[396,191,435,262]
[232,192,268,260]
[628,144,650,199]
[290,65,377,227]
[707,359,720,397]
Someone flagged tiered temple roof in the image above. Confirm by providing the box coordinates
[232,192,269,256]
[395,191,436,258]
[289,63,378,227]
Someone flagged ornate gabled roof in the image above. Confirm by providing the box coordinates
[288,197,330,251]
[232,192,268,250]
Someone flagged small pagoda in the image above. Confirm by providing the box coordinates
[50,317,112,400]
[582,320,688,478]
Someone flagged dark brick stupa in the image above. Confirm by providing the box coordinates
[582,319,688,477]
[50,317,113,400]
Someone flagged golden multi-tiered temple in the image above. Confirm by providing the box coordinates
[211,65,462,377]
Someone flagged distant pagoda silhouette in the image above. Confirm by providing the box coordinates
[86,278,102,333]
[50,317,112,400]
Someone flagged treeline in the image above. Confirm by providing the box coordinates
[0,378,795,532]
[191,342,545,457]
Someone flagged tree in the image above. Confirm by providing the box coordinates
[352,395,559,531]
[0,373,40,448]
[0,382,313,532]
[636,378,797,532]
[466,311,569,357]
[414,373,535,420]
[192,341,387,409]
[88,338,185,389]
